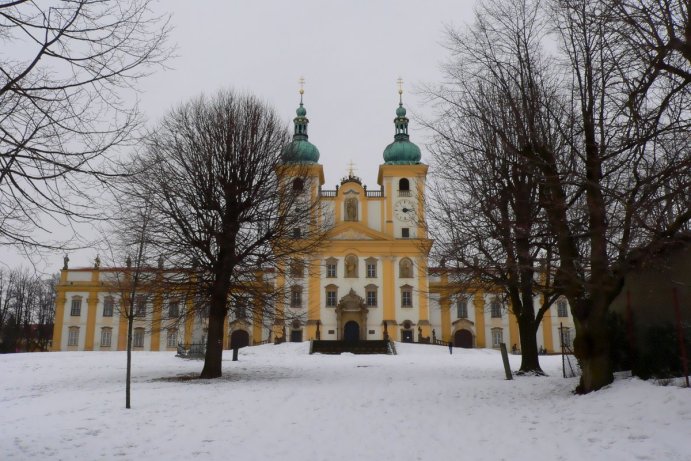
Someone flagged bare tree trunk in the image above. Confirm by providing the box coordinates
[126,304,134,409]
[200,301,226,379]
[573,299,613,393]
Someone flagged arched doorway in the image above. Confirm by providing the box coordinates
[229,330,250,349]
[454,329,473,348]
[343,321,360,341]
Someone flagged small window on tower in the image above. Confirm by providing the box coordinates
[401,228,410,238]
[292,178,304,192]
[398,178,410,196]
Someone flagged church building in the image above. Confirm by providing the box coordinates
[51,86,575,353]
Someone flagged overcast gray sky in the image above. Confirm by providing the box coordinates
[2,0,479,273]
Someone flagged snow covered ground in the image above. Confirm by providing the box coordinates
[1,343,689,461]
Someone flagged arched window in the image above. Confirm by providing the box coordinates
[456,297,468,319]
[100,327,112,347]
[133,328,145,348]
[325,284,338,307]
[290,258,305,278]
[399,258,413,278]
[67,326,79,346]
[401,285,413,308]
[70,296,82,316]
[168,299,180,318]
[325,257,337,278]
[557,299,568,317]
[290,285,303,308]
[292,178,304,192]
[399,178,410,194]
[166,329,178,348]
[365,257,378,278]
[491,328,503,348]
[365,284,378,307]
[490,299,502,318]
[345,254,359,278]
[102,296,114,317]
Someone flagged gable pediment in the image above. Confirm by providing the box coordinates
[328,222,393,241]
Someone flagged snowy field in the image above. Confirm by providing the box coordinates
[1,343,689,461]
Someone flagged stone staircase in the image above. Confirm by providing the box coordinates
[310,340,394,355]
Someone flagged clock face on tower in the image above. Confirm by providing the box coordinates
[394,199,415,222]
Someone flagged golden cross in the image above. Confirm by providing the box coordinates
[347,160,357,177]
[397,77,404,95]
[298,76,305,95]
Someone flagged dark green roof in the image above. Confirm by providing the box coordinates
[281,101,320,164]
[383,103,421,164]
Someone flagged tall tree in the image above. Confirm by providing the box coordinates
[125,90,326,379]
[542,0,690,393]
[0,0,171,250]
[427,0,563,374]
[430,0,690,392]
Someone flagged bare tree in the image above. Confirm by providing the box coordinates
[0,266,56,352]
[124,89,327,379]
[0,0,171,250]
[427,0,563,374]
[429,0,690,392]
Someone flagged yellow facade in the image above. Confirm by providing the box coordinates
[51,98,575,353]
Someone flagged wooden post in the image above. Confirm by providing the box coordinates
[499,343,513,380]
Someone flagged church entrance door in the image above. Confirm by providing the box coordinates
[343,321,359,342]
[229,330,250,349]
[401,330,413,343]
[454,329,473,348]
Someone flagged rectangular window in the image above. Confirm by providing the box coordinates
[133,328,145,348]
[290,259,304,278]
[135,295,146,317]
[167,329,177,348]
[491,328,503,348]
[401,228,410,238]
[236,302,247,319]
[68,327,79,346]
[100,328,112,347]
[557,300,568,318]
[168,300,179,318]
[402,290,412,308]
[103,297,114,317]
[457,299,468,319]
[326,290,337,307]
[292,228,301,239]
[366,290,377,307]
[491,301,502,318]
[326,263,337,278]
[70,299,82,316]
[291,288,302,308]
[366,262,377,278]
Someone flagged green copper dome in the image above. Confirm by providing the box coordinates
[383,103,421,164]
[281,101,320,164]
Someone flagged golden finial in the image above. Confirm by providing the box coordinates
[298,76,305,101]
[397,77,404,104]
[347,160,357,177]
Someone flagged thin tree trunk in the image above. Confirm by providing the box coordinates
[126,310,133,409]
